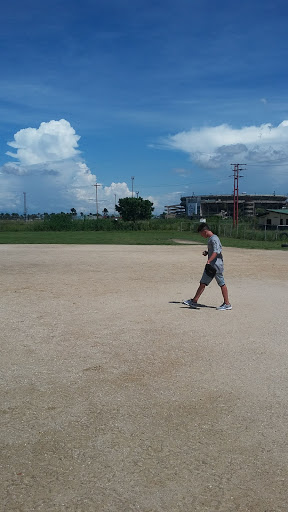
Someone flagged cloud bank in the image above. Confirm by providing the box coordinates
[162,120,288,169]
[6,119,80,165]
[0,119,131,213]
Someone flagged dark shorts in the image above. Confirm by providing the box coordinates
[200,269,225,287]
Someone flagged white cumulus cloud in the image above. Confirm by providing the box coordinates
[6,119,80,165]
[0,119,133,214]
[162,120,288,169]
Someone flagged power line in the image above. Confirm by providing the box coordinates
[136,177,232,189]
[246,162,288,167]
[23,192,27,221]
[230,164,246,227]
[93,183,100,218]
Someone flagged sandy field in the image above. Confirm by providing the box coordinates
[1,243,288,512]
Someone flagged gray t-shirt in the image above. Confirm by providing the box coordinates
[207,234,224,273]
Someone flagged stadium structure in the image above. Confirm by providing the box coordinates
[164,194,287,218]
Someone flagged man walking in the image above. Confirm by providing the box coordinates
[183,222,232,310]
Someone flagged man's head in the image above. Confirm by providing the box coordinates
[197,222,213,238]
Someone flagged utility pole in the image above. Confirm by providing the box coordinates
[23,192,27,221]
[114,194,117,212]
[136,191,139,198]
[131,176,135,197]
[230,164,246,227]
[93,183,100,218]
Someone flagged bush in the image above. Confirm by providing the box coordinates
[43,213,74,231]
[0,216,284,246]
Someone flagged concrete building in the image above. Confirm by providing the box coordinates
[258,209,288,228]
[180,194,287,218]
[164,204,186,218]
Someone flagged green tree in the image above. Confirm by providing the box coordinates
[115,197,154,221]
[45,213,73,230]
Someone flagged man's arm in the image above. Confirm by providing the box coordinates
[207,251,217,264]
[208,237,222,264]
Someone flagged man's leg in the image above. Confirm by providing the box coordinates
[220,284,230,305]
[192,283,206,303]
[183,272,211,306]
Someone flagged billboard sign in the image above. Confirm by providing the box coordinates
[187,197,201,216]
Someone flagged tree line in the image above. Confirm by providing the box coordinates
[0,197,155,222]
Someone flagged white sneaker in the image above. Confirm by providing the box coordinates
[182,299,198,308]
[216,303,232,310]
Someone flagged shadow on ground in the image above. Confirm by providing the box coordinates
[169,301,217,309]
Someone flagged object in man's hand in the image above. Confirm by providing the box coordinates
[205,263,216,278]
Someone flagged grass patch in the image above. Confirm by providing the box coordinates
[216,236,287,250]
[0,230,197,245]
[0,230,287,249]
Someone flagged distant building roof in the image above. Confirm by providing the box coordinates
[266,209,288,214]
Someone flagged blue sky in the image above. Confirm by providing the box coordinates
[1,0,288,214]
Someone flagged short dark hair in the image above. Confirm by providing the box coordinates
[197,222,210,233]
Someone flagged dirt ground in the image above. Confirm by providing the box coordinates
[1,244,288,512]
